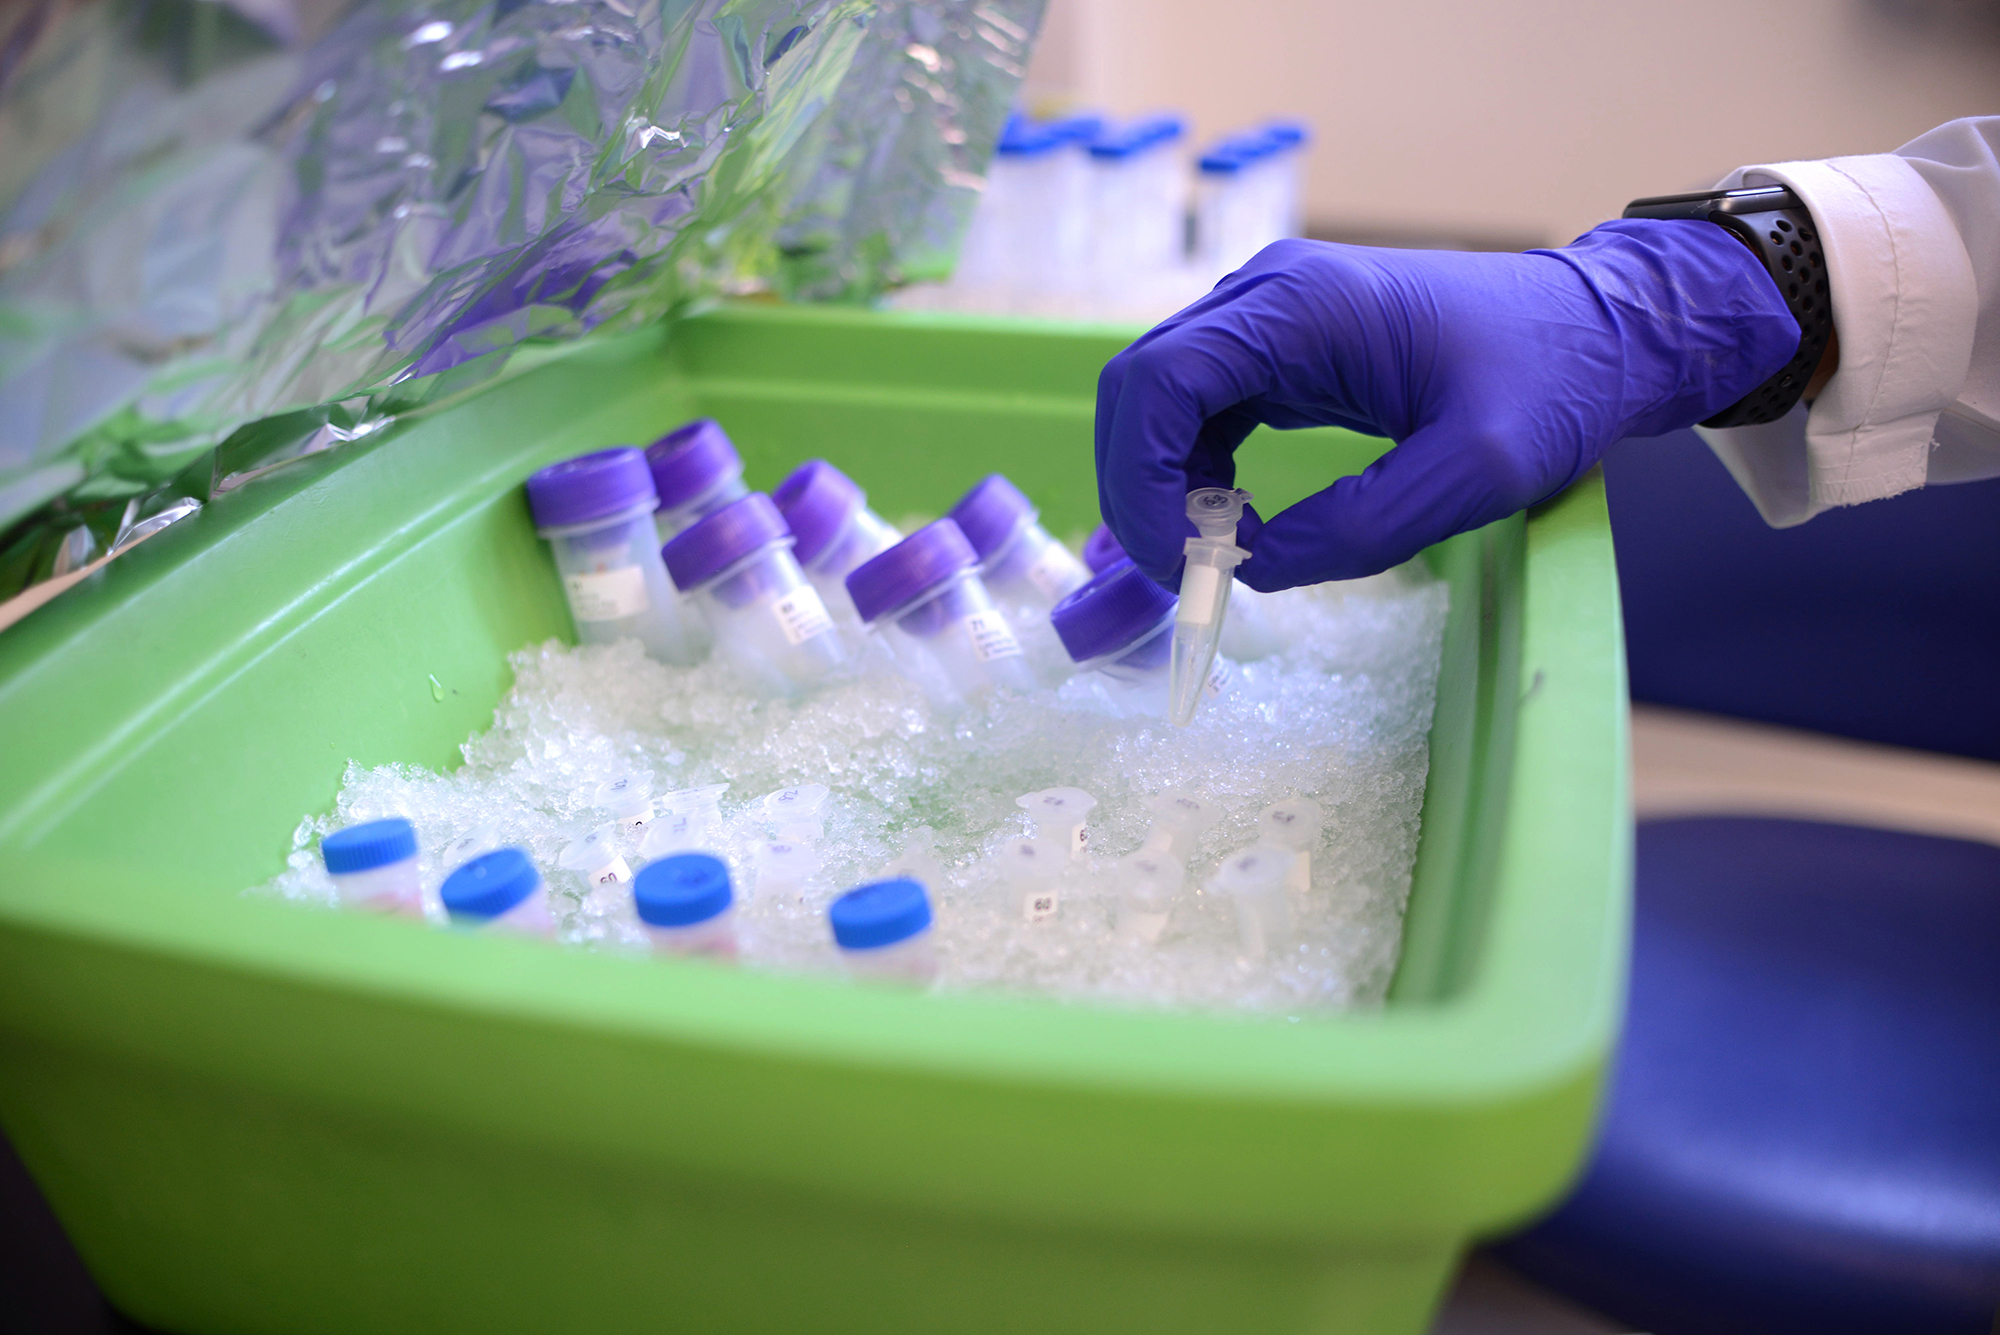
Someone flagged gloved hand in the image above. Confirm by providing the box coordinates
[1094,221,1800,589]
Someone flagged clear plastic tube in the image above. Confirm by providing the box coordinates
[684,542,846,698]
[992,836,1065,922]
[593,772,655,828]
[761,783,831,843]
[645,910,737,958]
[983,521,1090,616]
[753,840,822,900]
[875,569,1038,707]
[638,784,730,860]
[806,508,903,621]
[1015,787,1097,857]
[541,502,706,666]
[558,824,634,892]
[1115,847,1184,944]
[1212,843,1297,963]
[1168,488,1251,726]
[1141,790,1223,861]
[1258,797,1324,895]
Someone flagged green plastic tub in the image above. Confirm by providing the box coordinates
[0,305,1629,1335]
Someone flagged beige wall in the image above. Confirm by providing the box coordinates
[1023,0,2000,247]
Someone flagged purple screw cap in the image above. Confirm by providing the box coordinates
[844,519,977,625]
[644,419,743,513]
[525,448,658,531]
[1081,523,1127,573]
[946,475,1036,563]
[774,460,864,567]
[1049,558,1176,663]
[661,493,790,592]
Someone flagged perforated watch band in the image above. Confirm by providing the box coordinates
[1623,185,1833,428]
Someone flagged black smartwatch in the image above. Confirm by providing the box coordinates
[1623,184,1833,428]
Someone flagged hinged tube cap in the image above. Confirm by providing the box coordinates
[1187,487,1252,540]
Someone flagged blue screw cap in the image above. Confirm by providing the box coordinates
[441,847,542,921]
[322,817,418,875]
[829,878,933,950]
[634,853,734,928]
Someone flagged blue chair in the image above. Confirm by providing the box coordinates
[1604,427,2000,762]
[1494,431,2000,1333]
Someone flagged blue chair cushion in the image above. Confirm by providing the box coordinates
[1603,430,2000,762]
[1497,817,2000,1335]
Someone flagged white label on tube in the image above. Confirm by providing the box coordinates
[1024,889,1060,922]
[1176,564,1222,624]
[565,566,649,621]
[1025,550,1077,600]
[588,856,633,888]
[963,610,1023,662]
[771,586,835,645]
[1065,821,1089,857]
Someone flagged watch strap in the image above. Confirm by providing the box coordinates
[1623,185,1832,428]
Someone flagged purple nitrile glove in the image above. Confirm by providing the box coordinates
[1094,221,1799,590]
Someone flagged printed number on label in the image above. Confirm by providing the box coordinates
[1024,891,1060,922]
[772,587,835,645]
[963,610,1023,662]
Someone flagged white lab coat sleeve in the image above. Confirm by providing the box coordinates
[1694,116,1996,528]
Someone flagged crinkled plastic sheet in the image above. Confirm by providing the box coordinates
[775,1,1035,301]
[0,0,1041,616]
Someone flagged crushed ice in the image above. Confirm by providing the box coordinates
[258,566,1449,1013]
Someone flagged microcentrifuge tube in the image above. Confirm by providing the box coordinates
[1116,848,1184,944]
[1168,487,1251,727]
[594,772,655,827]
[640,784,730,858]
[439,822,503,872]
[1212,843,1297,963]
[1141,790,1223,861]
[1016,787,1097,856]
[559,824,634,890]
[761,783,830,843]
[993,836,1064,922]
[1257,797,1323,895]
[876,826,945,888]
[754,839,822,898]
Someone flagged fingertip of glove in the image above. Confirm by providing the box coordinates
[1233,557,1292,594]
[1234,502,1265,550]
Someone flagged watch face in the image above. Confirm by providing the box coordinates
[1711,185,1803,215]
[1622,184,1803,221]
